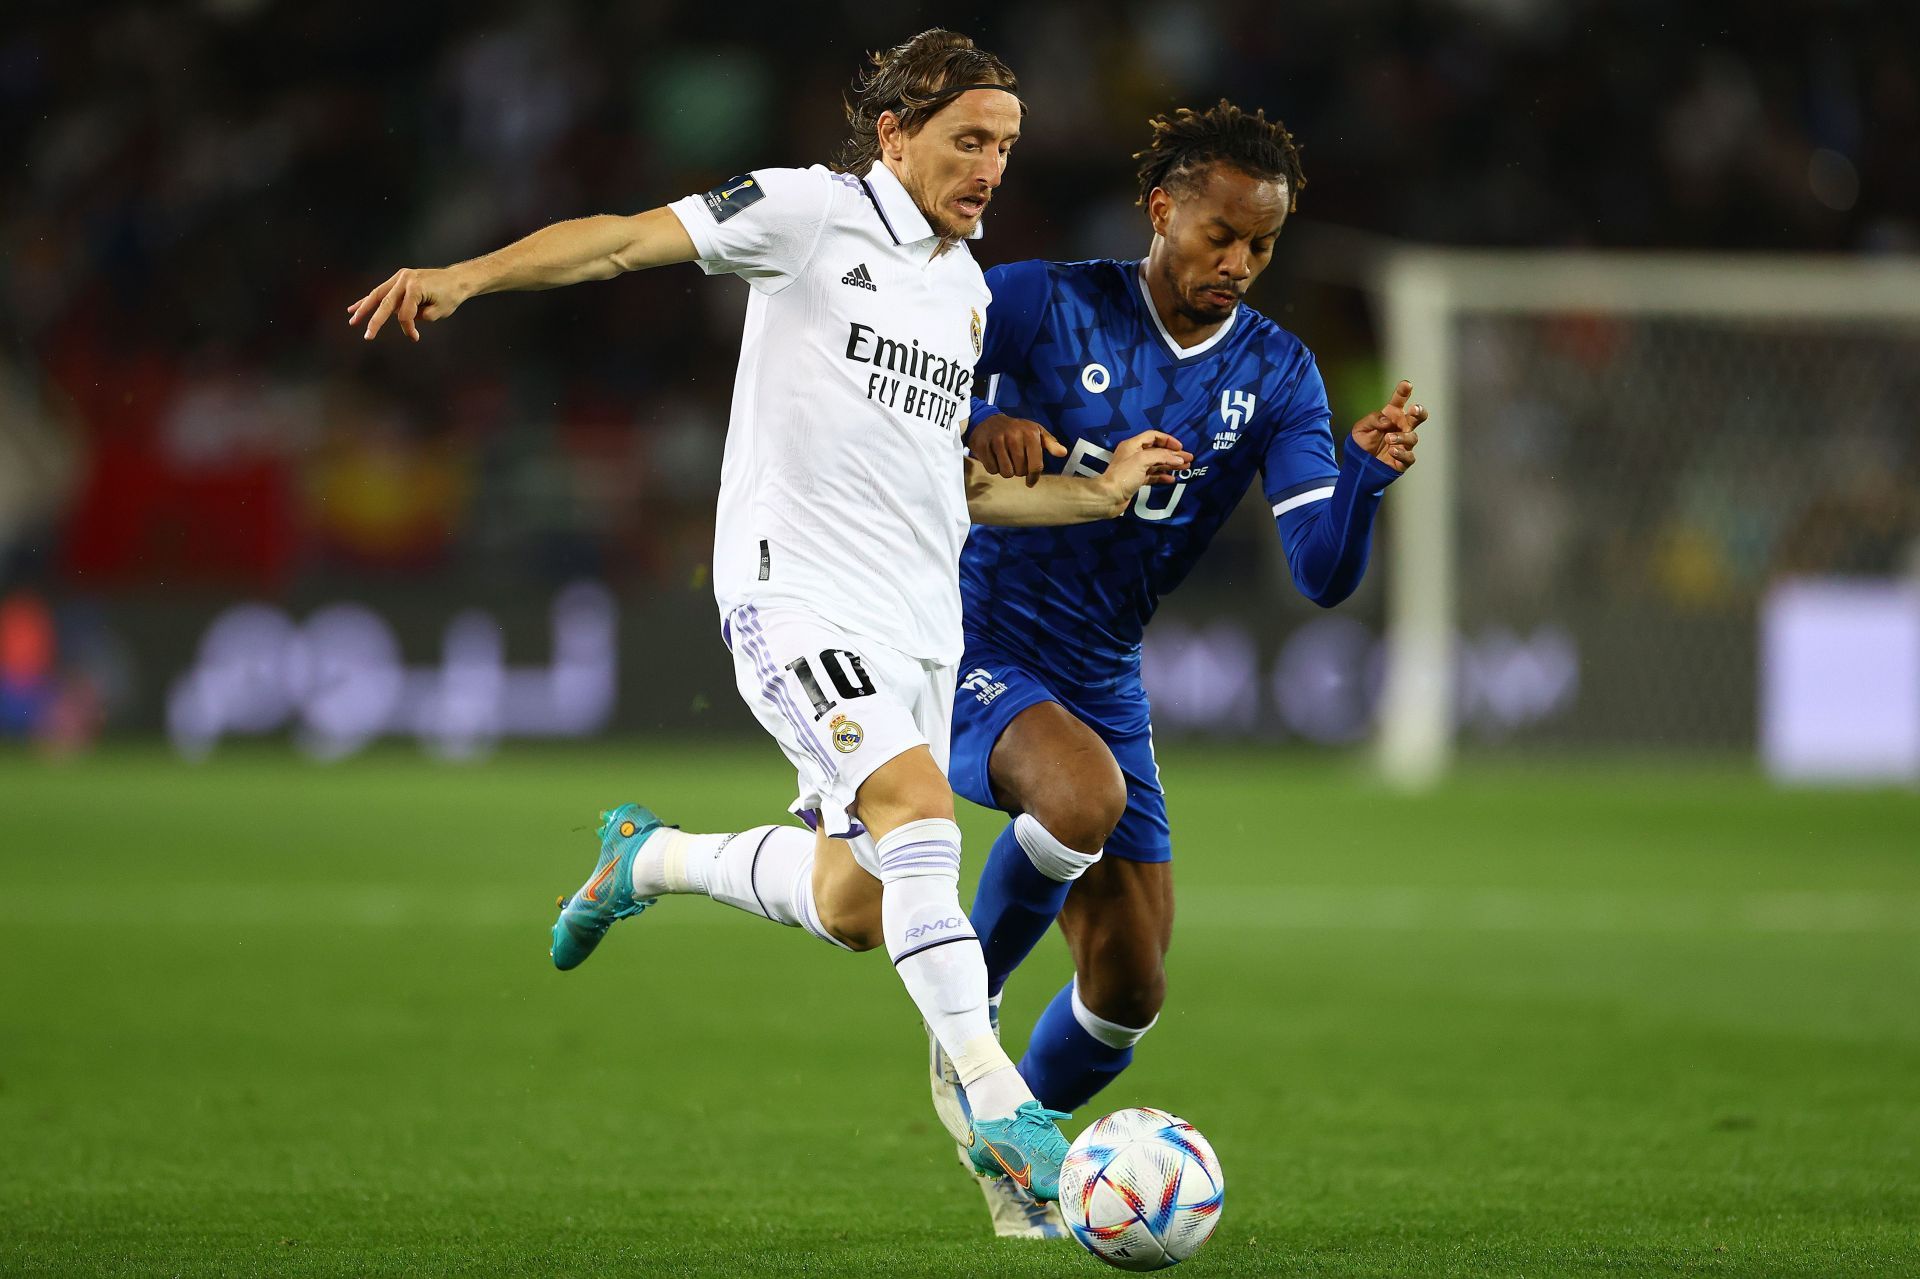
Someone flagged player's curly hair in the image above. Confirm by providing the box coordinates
[834,29,1022,174]
[1134,100,1307,213]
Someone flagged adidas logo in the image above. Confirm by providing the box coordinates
[841,263,877,291]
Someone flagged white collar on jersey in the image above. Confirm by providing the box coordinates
[1135,259,1238,360]
[863,161,986,245]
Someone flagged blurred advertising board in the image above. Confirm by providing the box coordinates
[1761,579,1920,784]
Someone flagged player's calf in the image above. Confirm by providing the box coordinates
[808,834,885,951]
[1014,856,1172,1110]
[1061,855,1173,1029]
[1070,935,1168,1032]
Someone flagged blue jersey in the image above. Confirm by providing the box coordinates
[961,258,1345,687]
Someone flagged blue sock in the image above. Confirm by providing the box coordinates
[1018,980,1133,1112]
[969,819,1073,995]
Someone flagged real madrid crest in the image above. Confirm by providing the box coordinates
[830,714,864,753]
[969,308,983,356]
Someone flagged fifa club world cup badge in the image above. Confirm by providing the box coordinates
[969,309,983,356]
[702,174,765,223]
[830,714,864,753]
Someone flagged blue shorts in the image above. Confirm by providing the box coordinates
[949,643,1171,863]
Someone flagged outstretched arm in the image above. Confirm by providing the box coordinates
[1278,379,1428,607]
[346,207,698,342]
[967,430,1191,526]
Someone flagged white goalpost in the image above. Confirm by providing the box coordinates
[1373,250,1920,787]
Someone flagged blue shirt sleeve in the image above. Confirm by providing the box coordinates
[1263,354,1402,607]
[1260,353,1339,507]
[969,259,1054,431]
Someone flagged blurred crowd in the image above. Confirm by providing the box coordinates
[2,0,1919,741]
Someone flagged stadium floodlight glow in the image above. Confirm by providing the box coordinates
[1374,251,1920,787]
[167,581,617,760]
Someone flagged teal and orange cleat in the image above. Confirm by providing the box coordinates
[967,1100,1073,1203]
[549,804,666,971]
[930,1010,1070,1236]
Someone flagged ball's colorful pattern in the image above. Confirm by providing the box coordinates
[1058,1107,1224,1271]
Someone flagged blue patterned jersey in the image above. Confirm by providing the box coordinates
[961,257,1346,687]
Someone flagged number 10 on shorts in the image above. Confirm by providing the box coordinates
[785,649,876,720]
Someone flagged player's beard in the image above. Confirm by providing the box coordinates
[1173,283,1240,327]
[906,172,984,241]
[925,198,982,241]
[927,209,970,240]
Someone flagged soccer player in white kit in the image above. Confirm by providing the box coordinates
[347,30,1189,1203]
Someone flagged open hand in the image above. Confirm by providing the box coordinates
[1349,379,1428,473]
[346,266,470,342]
[1102,430,1193,506]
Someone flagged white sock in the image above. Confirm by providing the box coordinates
[1014,813,1102,882]
[1071,978,1157,1048]
[877,818,1031,1122]
[633,825,846,949]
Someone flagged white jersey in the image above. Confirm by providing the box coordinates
[669,162,990,665]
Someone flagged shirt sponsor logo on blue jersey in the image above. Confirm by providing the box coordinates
[1213,389,1257,450]
[1080,363,1112,394]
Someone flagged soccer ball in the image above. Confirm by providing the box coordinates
[1058,1107,1224,1271]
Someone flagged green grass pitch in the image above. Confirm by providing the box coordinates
[2,745,1916,1277]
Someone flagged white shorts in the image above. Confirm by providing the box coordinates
[724,601,954,848]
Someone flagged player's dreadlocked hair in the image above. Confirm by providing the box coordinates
[834,29,1022,174]
[1134,100,1307,213]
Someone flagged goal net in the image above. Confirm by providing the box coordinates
[1373,251,1920,784]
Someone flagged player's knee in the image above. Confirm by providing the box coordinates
[1024,757,1127,854]
[855,749,955,838]
[1086,768,1129,847]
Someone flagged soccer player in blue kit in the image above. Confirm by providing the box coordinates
[928,101,1429,1236]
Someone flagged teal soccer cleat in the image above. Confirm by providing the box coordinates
[930,1010,1070,1236]
[967,1101,1073,1203]
[550,804,666,971]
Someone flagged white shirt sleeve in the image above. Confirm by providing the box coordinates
[666,166,834,294]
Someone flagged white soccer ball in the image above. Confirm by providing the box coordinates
[1058,1107,1225,1271]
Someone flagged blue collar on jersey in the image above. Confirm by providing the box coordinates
[862,161,986,246]
[1134,259,1239,361]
